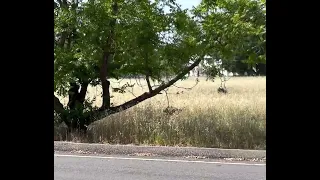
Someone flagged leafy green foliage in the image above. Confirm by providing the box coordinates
[193,0,266,78]
[54,0,266,127]
[54,0,204,95]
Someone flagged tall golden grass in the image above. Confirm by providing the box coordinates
[57,76,266,150]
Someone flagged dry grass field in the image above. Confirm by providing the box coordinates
[57,76,266,150]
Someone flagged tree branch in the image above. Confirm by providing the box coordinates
[135,78,145,90]
[95,56,203,117]
[173,78,199,90]
[164,89,170,107]
[146,75,152,92]
[58,32,68,48]
[144,52,153,93]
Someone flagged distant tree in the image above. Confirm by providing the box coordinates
[194,0,266,78]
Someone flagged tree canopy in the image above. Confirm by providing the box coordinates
[54,0,266,131]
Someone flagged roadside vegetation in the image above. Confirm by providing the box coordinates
[54,0,266,150]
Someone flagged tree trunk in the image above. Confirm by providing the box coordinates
[65,82,91,132]
[67,83,79,110]
[99,0,118,111]
[99,53,111,111]
[67,82,89,109]
[78,82,89,104]
[256,63,266,76]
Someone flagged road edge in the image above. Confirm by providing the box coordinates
[54,141,266,162]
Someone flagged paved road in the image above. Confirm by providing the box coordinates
[54,154,266,180]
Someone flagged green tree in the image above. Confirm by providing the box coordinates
[193,0,266,78]
[54,0,266,132]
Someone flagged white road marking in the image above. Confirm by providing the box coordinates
[54,154,266,166]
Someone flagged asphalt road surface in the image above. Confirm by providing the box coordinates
[54,154,266,180]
